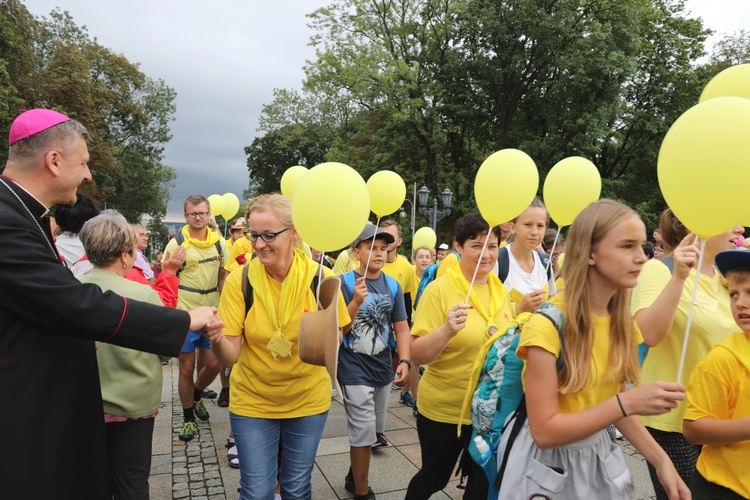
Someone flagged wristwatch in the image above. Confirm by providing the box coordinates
[399,359,412,370]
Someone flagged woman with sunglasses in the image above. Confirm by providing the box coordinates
[211,194,350,499]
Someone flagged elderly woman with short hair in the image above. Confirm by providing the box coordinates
[77,209,169,499]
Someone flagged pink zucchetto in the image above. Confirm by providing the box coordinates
[9,109,71,145]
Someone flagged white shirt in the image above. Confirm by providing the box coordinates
[503,248,557,296]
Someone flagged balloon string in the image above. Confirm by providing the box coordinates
[363,218,380,278]
[464,228,493,304]
[676,239,707,384]
[543,229,561,283]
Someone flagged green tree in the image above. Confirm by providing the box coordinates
[0,4,177,222]
[249,0,711,234]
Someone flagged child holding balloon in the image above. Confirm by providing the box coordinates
[499,198,557,313]
[497,200,689,499]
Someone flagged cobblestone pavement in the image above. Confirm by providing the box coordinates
[149,361,657,499]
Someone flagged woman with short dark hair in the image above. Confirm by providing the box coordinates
[406,212,515,499]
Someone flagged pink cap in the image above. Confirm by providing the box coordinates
[9,109,71,145]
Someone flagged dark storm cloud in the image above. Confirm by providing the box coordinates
[26,0,324,220]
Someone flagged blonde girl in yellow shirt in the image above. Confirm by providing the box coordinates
[498,200,689,499]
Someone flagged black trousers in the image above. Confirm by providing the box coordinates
[646,427,701,500]
[106,418,156,500]
[691,470,746,500]
[405,414,488,500]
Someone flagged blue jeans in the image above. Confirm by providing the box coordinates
[230,411,328,500]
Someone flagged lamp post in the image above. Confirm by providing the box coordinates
[399,182,417,256]
[417,185,453,232]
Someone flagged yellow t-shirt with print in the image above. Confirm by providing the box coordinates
[518,292,644,413]
[631,259,735,432]
[165,234,228,310]
[218,263,350,418]
[382,254,417,296]
[684,332,750,498]
[412,275,514,425]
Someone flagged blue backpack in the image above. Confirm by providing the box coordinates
[460,302,565,498]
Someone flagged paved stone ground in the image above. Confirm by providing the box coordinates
[150,361,656,499]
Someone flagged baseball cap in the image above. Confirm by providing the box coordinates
[9,109,71,145]
[354,225,395,248]
[437,243,449,251]
[715,250,750,277]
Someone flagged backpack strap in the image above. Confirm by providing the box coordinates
[535,250,552,281]
[339,271,358,349]
[241,264,253,316]
[496,394,528,491]
[340,271,356,304]
[497,246,510,283]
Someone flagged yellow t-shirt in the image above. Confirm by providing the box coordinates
[684,332,750,498]
[518,292,644,413]
[225,237,253,273]
[333,248,359,276]
[218,263,350,418]
[412,275,514,425]
[383,254,417,296]
[165,235,229,310]
[631,259,735,432]
[436,252,459,278]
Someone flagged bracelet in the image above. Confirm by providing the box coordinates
[399,359,412,370]
[615,393,628,417]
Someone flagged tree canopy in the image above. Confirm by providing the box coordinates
[245,0,749,241]
[0,0,176,222]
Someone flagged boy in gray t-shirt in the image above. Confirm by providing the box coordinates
[338,225,411,500]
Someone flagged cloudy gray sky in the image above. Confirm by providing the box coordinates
[26,0,749,221]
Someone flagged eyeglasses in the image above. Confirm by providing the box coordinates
[185,211,210,219]
[245,228,290,243]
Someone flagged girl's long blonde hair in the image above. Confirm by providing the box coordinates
[559,199,641,393]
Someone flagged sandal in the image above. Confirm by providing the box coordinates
[225,439,240,469]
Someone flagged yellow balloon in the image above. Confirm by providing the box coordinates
[207,194,225,217]
[280,166,308,198]
[367,170,406,217]
[543,157,602,227]
[291,162,370,251]
[221,193,240,220]
[474,149,539,226]
[699,64,750,103]
[413,227,437,250]
[658,97,750,239]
